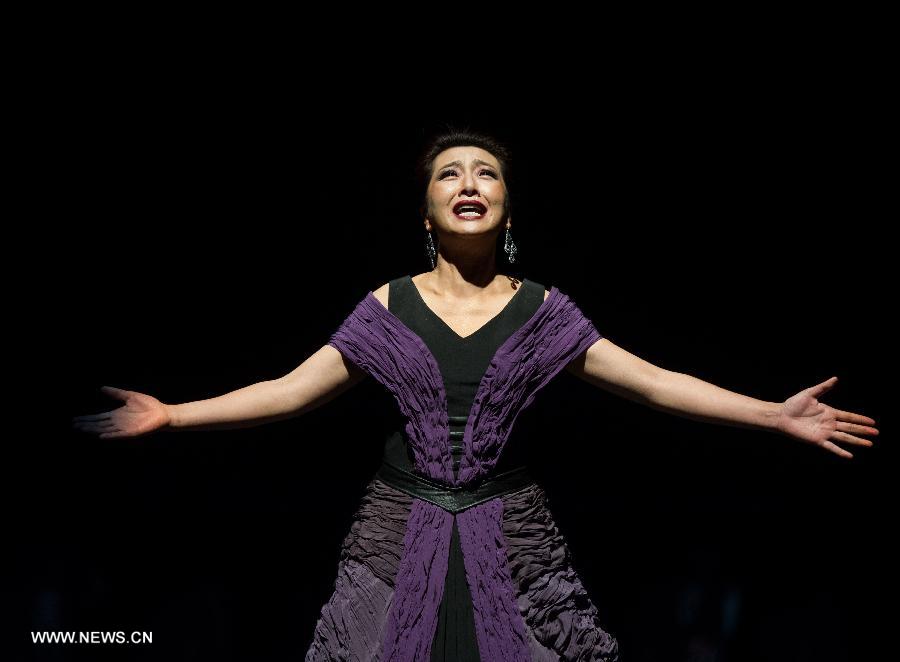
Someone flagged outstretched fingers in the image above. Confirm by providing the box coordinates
[72,411,114,423]
[808,376,839,399]
[834,407,878,427]
[72,420,117,434]
[835,420,879,439]
[822,439,854,460]
[831,430,875,447]
[100,386,132,401]
[72,386,134,431]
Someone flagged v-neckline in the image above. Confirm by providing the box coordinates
[363,283,559,486]
[406,274,528,341]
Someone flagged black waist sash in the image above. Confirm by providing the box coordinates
[376,461,535,514]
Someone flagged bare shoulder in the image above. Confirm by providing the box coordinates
[517,273,548,300]
[372,281,390,309]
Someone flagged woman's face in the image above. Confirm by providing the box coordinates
[425,146,509,239]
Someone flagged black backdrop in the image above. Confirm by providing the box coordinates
[7,52,894,662]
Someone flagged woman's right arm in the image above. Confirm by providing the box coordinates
[169,345,367,431]
[72,345,367,439]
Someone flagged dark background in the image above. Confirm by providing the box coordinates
[6,39,894,662]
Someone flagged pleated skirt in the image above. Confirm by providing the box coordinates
[305,478,620,661]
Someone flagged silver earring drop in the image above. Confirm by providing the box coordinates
[425,230,436,270]
[503,226,518,263]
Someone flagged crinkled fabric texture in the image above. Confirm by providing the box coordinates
[306,480,620,662]
[306,480,413,661]
[306,286,619,661]
[457,288,606,486]
[502,485,620,661]
[380,499,454,661]
[457,498,531,661]
[326,292,455,484]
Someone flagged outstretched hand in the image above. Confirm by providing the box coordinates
[776,376,879,459]
[71,386,171,439]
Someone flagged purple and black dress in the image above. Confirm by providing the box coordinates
[305,275,620,661]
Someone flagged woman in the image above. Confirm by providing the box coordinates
[72,129,879,661]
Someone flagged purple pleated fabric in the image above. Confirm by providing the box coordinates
[380,500,454,660]
[502,485,620,661]
[457,499,530,661]
[306,285,619,661]
[305,480,413,661]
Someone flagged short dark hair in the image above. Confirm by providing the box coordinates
[416,127,513,220]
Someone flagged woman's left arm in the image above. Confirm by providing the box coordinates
[566,338,880,459]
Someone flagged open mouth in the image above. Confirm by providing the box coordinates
[452,200,487,219]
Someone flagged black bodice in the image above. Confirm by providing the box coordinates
[381,273,546,480]
[379,273,547,662]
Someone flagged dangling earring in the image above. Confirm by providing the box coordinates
[424,229,437,270]
[503,224,518,263]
